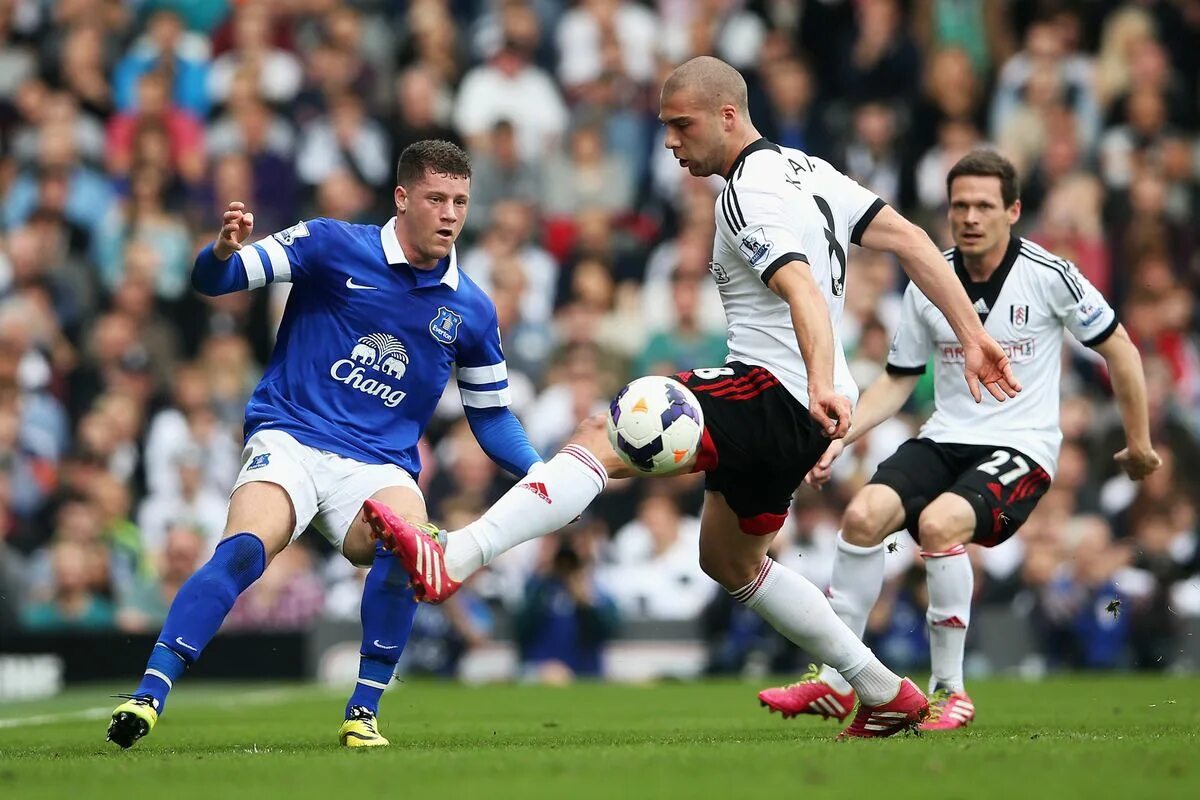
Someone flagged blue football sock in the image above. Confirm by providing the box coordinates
[134,533,266,712]
[346,541,418,717]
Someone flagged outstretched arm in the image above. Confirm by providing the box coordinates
[844,371,921,448]
[1091,325,1161,480]
[858,205,1020,402]
[805,371,920,487]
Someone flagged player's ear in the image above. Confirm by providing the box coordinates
[721,105,737,131]
[1008,198,1021,226]
[394,184,408,214]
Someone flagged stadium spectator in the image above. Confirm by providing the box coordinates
[461,122,541,237]
[453,21,568,163]
[658,0,766,72]
[116,523,204,632]
[836,0,921,105]
[225,543,325,631]
[601,492,711,621]
[1034,516,1133,669]
[9,90,105,173]
[838,102,905,208]
[106,70,206,184]
[1094,6,1160,115]
[206,2,301,108]
[554,0,658,93]
[757,56,824,157]
[92,164,193,301]
[56,24,115,120]
[295,93,390,190]
[516,525,618,682]
[633,265,726,377]
[112,9,210,118]
[991,17,1100,154]
[21,540,115,631]
[136,444,226,557]
[4,119,115,236]
[389,66,461,175]
[543,121,636,217]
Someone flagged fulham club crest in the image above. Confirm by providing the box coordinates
[1010,304,1029,329]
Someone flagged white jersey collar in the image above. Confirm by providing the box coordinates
[381,216,460,291]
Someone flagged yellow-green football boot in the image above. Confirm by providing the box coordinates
[339,705,390,747]
[106,694,160,749]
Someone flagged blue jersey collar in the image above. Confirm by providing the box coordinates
[381,216,460,291]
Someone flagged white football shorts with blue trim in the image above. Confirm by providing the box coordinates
[231,429,422,551]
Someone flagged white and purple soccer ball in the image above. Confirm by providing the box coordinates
[606,376,705,475]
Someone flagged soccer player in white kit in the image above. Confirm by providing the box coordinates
[758,150,1162,730]
[365,58,1020,739]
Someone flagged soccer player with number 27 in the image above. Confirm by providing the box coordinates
[366,58,1021,740]
[759,150,1160,731]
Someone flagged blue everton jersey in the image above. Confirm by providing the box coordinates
[225,217,511,476]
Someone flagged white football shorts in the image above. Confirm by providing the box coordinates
[231,429,422,551]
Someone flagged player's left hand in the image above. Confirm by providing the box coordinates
[809,385,852,439]
[962,333,1021,403]
[1114,444,1162,481]
[804,439,845,488]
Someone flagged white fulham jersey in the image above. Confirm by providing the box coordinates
[711,139,886,406]
[887,237,1119,477]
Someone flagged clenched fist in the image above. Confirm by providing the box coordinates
[214,201,255,260]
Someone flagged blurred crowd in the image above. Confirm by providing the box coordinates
[0,0,1198,679]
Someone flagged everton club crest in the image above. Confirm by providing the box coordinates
[430,306,463,344]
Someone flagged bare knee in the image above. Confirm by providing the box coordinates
[343,486,427,567]
[698,543,761,592]
[224,482,295,560]
[841,486,902,547]
[917,496,975,553]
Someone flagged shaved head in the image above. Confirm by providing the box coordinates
[662,56,749,116]
[659,56,759,178]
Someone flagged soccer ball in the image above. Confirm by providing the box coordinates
[606,376,705,474]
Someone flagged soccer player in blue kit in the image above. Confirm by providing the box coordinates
[107,140,541,749]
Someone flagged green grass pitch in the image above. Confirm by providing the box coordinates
[1,676,1196,800]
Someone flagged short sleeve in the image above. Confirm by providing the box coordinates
[1045,258,1118,347]
[812,158,884,245]
[719,181,809,286]
[239,219,320,288]
[454,302,512,409]
[886,283,934,375]
[840,173,886,246]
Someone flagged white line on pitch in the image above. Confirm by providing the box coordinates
[0,687,316,729]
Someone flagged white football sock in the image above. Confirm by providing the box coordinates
[819,533,887,692]
[923,544,973,693]
[443,446,608,582]
[734,558,900,706]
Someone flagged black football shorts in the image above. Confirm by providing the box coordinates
[869,437,1052,547]
[676,362,828,535]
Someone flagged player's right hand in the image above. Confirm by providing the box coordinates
[1114,444,1162,481]
[809,386,852,440]
[804,439,845,488]
[214,201,254,260]
[962,332,1021,403]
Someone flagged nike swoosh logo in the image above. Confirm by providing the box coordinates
[346,277,379,290]
[373,640,399,650]
[175,637,198,652]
